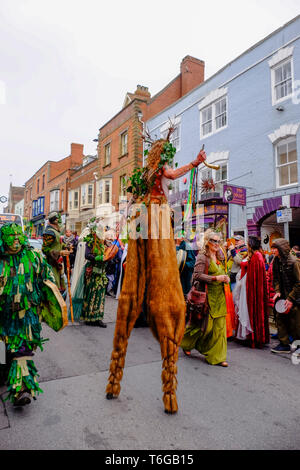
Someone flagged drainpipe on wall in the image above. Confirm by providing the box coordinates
[282,195,290,242]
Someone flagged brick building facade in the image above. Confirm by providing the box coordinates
[21,56,205,235]
[24,143,84,235]
[67,155,98,233]
[6,184,25,214]
[95,56,205,225]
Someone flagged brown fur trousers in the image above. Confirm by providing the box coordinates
[106,203,186,414]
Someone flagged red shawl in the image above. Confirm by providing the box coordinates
[246,251,270,348]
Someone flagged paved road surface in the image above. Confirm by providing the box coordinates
[1,297,300,450]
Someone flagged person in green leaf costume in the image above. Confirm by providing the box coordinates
[42,211,70,292]
[0,223,56,406]
[80,218,109,327]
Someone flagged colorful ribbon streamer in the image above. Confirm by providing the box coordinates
[183,167,198,222]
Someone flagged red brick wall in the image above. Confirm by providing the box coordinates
[180,56,205,97]
[24,162,49,220]
[98,100,147,210]
[69,159,98,208]
[145,56,205,120]
[24,143,84,220]
[145,75,182,120]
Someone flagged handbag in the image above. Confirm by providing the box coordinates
[186,256,209,331]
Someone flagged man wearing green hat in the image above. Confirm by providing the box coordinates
[0,223,56,406]
[42,212,70,292]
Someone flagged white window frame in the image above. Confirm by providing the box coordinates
[198,88,228,139]
[68,191,72,211]
[50,189,59,212]
[104,179,112,204]
[104,143,111,166]
[120,131,128,156]
[98,178,112,205]
[81,185,86,206]
[74,190,79,209]
[160,117,181,151]
[201,106,212,137]
[120,174,127,198]
[271,58,294,105]
[87,184,94,205]
[81,184,94,207]
[200,96,228,139]
[269,46,294,106]
[215,162,228,184]
[275,136,298,188]
[198,152,229,197]
[61,189,64,210]
[98,180,103,205]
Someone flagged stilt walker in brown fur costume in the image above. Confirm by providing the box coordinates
[106,132,207,414]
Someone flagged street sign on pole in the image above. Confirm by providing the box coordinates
[276,208,292,223]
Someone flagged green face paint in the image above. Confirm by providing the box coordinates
[1,223,27,253]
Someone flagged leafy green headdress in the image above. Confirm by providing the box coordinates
[0,223,28,254]
[127,121,177,199]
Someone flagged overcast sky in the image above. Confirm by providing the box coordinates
[1,0,300,211]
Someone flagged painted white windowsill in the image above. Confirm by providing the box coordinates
[201,124,228,141]
[276,182,298,190]
[272,92,294,107]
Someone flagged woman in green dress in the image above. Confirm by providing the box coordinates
[81,220,108,328]
[181,230,230,367]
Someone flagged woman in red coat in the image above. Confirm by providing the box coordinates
[246,236,270,348]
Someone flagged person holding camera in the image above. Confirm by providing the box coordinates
[271,238,300,354]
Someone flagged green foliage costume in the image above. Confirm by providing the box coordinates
[0,223,56,406]
[80,220,108,324]
[42,218,65,291]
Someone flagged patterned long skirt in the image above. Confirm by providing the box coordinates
[81,265,107,322]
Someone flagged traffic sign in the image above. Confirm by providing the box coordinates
[276,208,292,223]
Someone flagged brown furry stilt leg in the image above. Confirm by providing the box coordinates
[146,205,186,414]
[106,238,146,400]
[160,336,179,414]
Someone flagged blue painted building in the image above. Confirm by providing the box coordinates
[145,15,300,250]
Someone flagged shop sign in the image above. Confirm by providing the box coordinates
[223,185,246,206]
[276,208,292,223]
